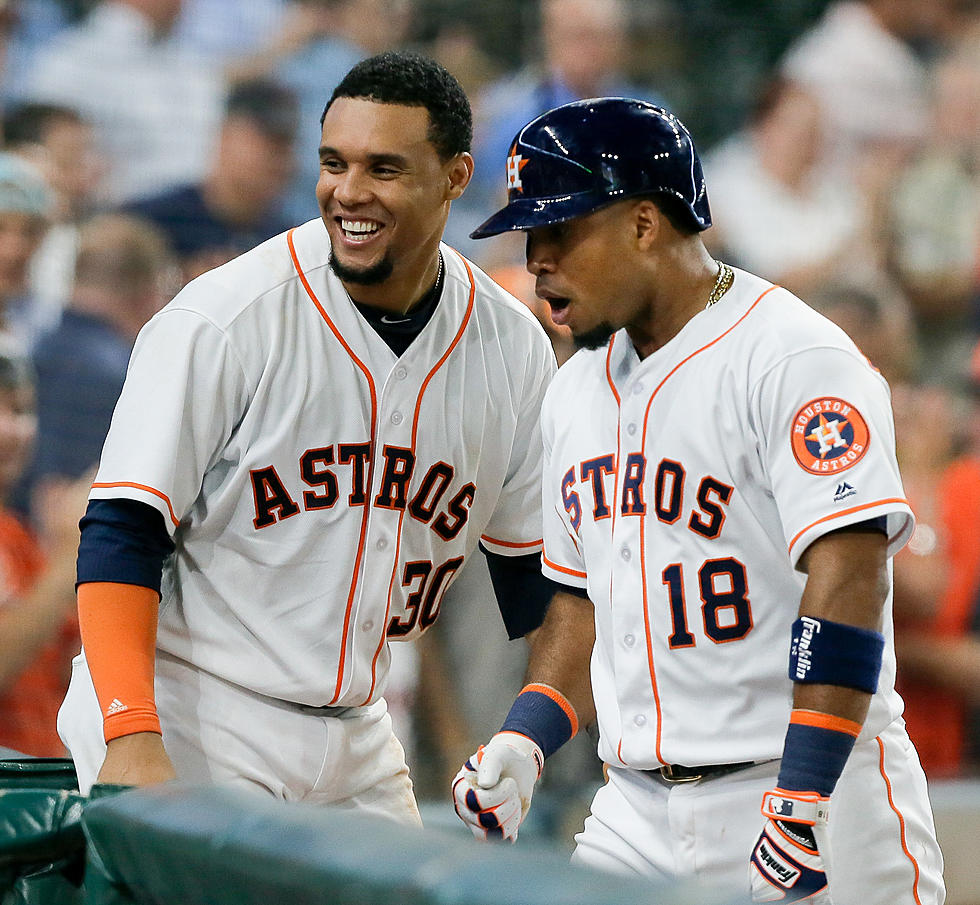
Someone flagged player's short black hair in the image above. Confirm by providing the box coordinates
[322,51,472,160]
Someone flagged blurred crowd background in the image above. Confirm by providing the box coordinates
[1,0,980,846]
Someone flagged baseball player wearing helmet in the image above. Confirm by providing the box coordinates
[453,98,945,904]
[56,52,562,820]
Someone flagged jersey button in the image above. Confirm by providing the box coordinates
[362,619,374,631]
[633,714,647,727]
[391,412,403,425]
[632,382,644,395]
[376,538,388,550]
[624,633,635,647]
[620,546,631,561]
[626,423,637,436]
[395,366,408,380]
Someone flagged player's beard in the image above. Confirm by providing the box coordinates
[572,321,616,350]
[329,251,394,286]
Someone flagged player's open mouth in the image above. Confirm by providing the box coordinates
[545,297,571,325]
[338,218,383,243]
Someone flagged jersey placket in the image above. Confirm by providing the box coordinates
[346,364,418,704]
[608,340,665,767]
[343,252,477,707]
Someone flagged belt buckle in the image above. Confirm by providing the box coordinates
[659,763,703,783]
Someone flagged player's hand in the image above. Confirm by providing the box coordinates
[96,732,177,787]
[749,789,832,903]
[452,731,543,842]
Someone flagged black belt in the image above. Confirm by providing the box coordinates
[653,761,757,783]
[295,703,355,718]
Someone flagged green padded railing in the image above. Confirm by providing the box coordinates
[80,782,749,905]
[0,757,84,905]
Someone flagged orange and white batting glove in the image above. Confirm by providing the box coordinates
[749,789,833,904]
[452,731,543,842]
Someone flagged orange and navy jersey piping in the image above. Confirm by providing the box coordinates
[288,227,380,705]
[91,481,181,528]
[610,283,778,765]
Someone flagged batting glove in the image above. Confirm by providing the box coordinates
[452,731,543,842]
[749,789,833,904]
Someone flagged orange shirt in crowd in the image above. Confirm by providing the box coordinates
[899,456,980,776]
[0,507,79,756]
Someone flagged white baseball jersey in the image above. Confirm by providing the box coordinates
[89,217,555,708]
[540,267,913,770]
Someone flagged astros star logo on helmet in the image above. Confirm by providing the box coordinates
[506,150,528,192]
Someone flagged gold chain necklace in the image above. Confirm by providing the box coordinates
[705,261,734,309]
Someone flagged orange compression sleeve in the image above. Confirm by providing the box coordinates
[77,581,161,742]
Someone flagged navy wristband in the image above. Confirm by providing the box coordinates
[789,616,884,694]
[777,719,857,797]
[500,684,578,759]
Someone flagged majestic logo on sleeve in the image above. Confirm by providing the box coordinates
[791,397,870,474]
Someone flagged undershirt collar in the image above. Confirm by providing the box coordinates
[352,254,445,358]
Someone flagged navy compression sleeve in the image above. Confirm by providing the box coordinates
[76,498,175,591]
[480,545,588,639]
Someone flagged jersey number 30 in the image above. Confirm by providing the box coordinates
[661,556,752,648]
[387,556,465,637]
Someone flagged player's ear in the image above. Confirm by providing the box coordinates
[633,199,660,249]
[445,152,474,201]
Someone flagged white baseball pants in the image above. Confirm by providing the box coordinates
[58,650,421,826]
[573,719,945,905]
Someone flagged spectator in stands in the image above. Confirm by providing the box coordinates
[779,0,954,283]
[458,0,661,256]
[0,1,71,108]
[4,102,103,336]
[126,79,297,285]
[892,352,980,777]
[21,0,224,205]
[227,0,412,226]
[801,278,979,778]
[173,0,284,64]
[886,52,980,384]
[25,213,175,540]
[0,342,90,756]
[427,22,501,100]
[802,279,978,779]
[779,0,944,174]
[473,0,648,184]
[703,77,866,297]
[0,152,53,351]
[804,279,918,387]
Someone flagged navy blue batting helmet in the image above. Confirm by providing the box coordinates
[470,97,711,239]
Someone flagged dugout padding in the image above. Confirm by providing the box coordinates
[80,783,748,905]
[0,757,84,905]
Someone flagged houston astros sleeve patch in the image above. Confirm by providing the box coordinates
[790,397,870,474]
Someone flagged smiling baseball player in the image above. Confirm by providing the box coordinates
[453,98,945,904]
[56,52,560,821]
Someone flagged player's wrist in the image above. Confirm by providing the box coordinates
[499,683,578,760]
[776,709,860,797]
[102,706,163,743]
[779,615,879,798]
